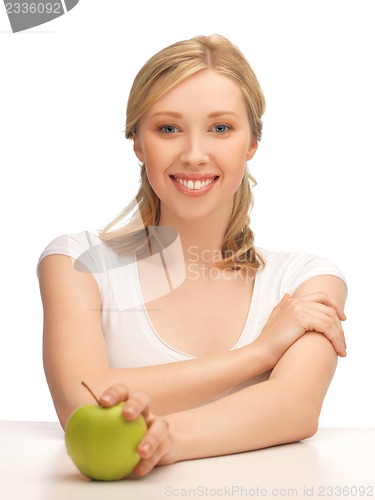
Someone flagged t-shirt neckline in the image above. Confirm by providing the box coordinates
[135,258,261,359]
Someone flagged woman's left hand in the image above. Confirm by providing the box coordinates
[99,383,177,477]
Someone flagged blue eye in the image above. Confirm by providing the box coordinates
[213,124,231,133]
[160,125,177,134]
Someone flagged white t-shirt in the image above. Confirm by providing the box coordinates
[37,231,347,388]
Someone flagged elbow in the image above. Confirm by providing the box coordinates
[56,404,75,431]
[287,417,318,444]
[59,412,70,432]
[281,393,320,443]
[296,405,320,441]
[301,417,319,440]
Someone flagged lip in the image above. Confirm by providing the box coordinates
[169,174,219,196]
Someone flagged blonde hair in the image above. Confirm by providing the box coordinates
[99,34,266,271]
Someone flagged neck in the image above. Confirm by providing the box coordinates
[158,202,233,267]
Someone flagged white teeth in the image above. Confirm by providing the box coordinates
[174,177,216,190]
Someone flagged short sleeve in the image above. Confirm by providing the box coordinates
[283,251,347,296]
[36,231,106,290]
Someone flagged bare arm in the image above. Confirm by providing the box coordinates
[159,275,346,466]
[39,254,273,428]
[59,274,346,477]
[167,331,337,462]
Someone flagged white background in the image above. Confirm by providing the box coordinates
[0,0,374,426]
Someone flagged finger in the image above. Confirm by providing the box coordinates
[326,326,347,357]
[122,390,151,421]
[137,417,169,459]
[299,292,346,321]
[134,419,170,477]
[99,383,129,407]
[281,293,291,303]
[302,302,346,350]
[308,292,346,320]
[303,309,346,357]
[276,293,292,309]
[303,301,341,323]
[134,444,166,477]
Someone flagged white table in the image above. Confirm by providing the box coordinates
[1,422,374,500]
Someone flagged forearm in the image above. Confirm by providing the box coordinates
[165,333,337,463]
[48,327,273,428]
[166,377,316,462]
[90,342,272,416]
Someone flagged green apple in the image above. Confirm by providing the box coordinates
[65,402,148,481]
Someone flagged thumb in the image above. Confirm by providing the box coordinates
[281,293,291,303]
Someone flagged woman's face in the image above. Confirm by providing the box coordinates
[133,69,258,225]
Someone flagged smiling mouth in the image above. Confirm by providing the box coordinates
[170,175,219,191]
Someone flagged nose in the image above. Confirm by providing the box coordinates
[179,132,210,168]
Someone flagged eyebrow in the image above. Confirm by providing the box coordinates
[149,111,183,119]
[208,111,240,119]
[149,111,240,119]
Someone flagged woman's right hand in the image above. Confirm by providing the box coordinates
[99,384,177,477]
[254,292,347,366]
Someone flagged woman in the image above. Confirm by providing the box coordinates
[37,34,347,477]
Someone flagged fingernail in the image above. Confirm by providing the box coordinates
[141,443,151,455]
[136,464,146,476]
[101,394,111,403]
[123,405,136,418]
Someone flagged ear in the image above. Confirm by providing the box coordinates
[246,138,258,161]
[133,133,145,163]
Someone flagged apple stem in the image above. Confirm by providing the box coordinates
[81,381,101,406]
